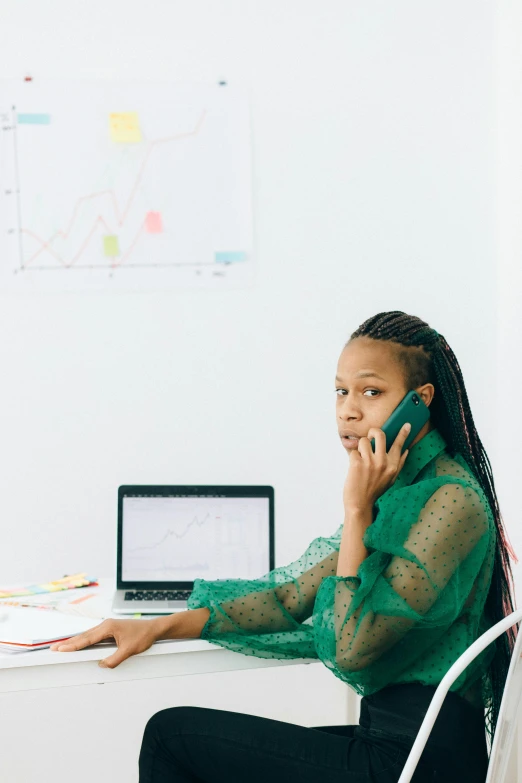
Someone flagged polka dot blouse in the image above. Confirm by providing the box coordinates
[187,429,496,706]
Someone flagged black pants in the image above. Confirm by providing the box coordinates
[138,683,488,782]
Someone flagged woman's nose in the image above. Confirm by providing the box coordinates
[339,403,361,420]
[339,408,361,421]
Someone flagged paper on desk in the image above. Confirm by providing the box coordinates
[0,604,97,646]
[0,589,110,620]
[0,573,98,599]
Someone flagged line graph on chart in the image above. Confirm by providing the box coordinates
[20,112,208,270]
[0,80,253,291]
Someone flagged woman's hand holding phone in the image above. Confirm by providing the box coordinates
[343,423,411,515]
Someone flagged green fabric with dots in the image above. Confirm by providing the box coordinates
[187,428,496,706]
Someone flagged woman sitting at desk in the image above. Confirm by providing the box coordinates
[51,310,516,783]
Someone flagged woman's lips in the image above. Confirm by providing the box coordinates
[341,436,360,449]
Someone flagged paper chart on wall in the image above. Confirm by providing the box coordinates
[0,79,254,292]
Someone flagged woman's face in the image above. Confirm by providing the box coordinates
[335,336,425,451]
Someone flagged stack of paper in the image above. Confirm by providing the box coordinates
[0,572,98,599]
[0,605,98,653]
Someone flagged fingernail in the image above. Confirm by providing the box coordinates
[405,423,411,431]
[98,660,107,667]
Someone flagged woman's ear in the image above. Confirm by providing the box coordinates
[417,383,435,408]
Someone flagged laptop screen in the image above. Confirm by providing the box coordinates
[120,489,272,584]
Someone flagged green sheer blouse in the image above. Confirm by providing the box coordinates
[187,428,496,708]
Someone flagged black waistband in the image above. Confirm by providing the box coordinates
[358,683,485,749]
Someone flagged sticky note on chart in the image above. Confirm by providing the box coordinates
[17,113,51,125]
[145,211,163,234]
[215,251,248,264]
[103,235,120,257]
[109,112,142,143]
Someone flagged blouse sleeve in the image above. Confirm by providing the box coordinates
[312,477,491,692]
[186,528,342,659]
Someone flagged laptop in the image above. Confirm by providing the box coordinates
[112,485,275,614]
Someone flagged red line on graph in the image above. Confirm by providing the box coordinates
[112,219,146,269]
[21,111,207,269]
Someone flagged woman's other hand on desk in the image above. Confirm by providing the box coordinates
[49,618,160,668]
[48,608,211,669]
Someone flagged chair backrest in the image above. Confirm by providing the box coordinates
[486,609,522,782]
[398,608,522,783]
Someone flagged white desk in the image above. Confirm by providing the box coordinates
[0,578,355,783]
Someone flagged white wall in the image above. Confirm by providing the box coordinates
[494,0,522,598]
[0,2,510,772]
[494,3,522,777]
[0,0,497,585]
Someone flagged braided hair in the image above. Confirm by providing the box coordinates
[348,310,517,743]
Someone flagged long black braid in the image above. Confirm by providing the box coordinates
[348,310,517,744]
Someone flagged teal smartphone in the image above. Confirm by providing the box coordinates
[370,390,430,454]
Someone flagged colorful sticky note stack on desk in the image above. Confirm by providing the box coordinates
[0,573,98,599]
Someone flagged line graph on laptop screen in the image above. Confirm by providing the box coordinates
[122,496,270,582]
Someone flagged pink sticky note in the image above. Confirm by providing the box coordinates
[145,211,163,234]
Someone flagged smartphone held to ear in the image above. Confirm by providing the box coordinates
[370,391,430,454]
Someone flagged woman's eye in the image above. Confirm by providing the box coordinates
[334,389,380,397]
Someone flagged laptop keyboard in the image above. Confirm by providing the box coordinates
[124,590,192,601]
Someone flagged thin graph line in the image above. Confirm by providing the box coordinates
[20,110,207,270]
[128,513,212,552]
[12,105,24,270]
[125,563,210,572]
[20,262,216,271]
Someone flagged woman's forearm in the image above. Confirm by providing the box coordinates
[153,607,211,640]
[336,506,372,577]
[153,508,373,638]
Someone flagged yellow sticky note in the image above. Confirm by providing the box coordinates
[109,112,142,143]
[103,236,120,257]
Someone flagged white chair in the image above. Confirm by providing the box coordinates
[398,607,522,783]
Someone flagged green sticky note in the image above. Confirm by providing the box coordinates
[103,235,120,257]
